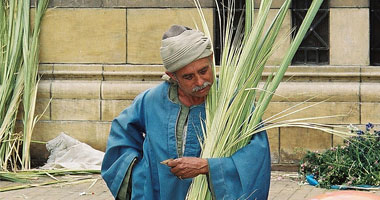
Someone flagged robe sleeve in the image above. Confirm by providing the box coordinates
[101,93,146,198]
[207,130,271,200]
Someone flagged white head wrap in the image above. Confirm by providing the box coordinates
[160,25,213,72]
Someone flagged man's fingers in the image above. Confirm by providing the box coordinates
[165,157,208,179]
[160,158,174,166]
[167,158,182,167]
[170,163,184,174]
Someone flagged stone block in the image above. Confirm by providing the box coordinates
[330,0,369,8]
[51,99,100,120]
[267,128,280,164]
[265,9,291,66]
[264,102,360,124]
[103,0,214,8]
[32,120,111,152]
[361,103,380,124]
[127,8,214,64]
[39,8,126,63]
[17,99,51,121]
[37,80,51,99]
[271,82,359,102]
[280,127,332,163]
[101,100,133,121]
[332,134,345,147]
[51,80,101,99]
[361,82,380,102]
[53,64,103,80]
[102,81,160,100]
[330,8,369,65]
[36,99,51,121]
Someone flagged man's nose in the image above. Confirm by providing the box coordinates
[194,75,205,86]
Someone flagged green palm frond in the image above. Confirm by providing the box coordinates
[0,0,49,171]
[187,0,326,199]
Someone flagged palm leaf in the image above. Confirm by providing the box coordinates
[0,0,49,171]
[186,0,326,199]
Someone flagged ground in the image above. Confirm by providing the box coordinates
[0,171,379,200]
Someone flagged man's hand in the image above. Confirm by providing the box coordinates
[167,157,208,179]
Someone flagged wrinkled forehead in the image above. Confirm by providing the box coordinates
[174,56,213,75]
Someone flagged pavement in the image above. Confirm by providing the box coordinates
[0,171,379,200]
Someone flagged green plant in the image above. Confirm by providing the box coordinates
[22,0,49,170]
[0,0,49,171]
[187,0,325,199]
[299,123,380,188]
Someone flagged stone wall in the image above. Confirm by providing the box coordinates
[30,0,378,168]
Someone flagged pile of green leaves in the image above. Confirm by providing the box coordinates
[299,123,380,188]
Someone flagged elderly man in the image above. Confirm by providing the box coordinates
[101,25,271,200]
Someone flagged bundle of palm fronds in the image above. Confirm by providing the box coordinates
[0,0,49,171]
[186,0,332,199]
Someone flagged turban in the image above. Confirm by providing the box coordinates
[160,25,213,72]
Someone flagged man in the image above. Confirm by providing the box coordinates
[101,25,271,200]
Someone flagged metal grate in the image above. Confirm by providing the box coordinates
[292,0,329,65]
[370,0,380,66]
[214,0,245,65]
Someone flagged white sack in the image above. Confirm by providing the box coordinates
[41,132,104,170]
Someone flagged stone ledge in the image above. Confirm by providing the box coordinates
[40,64,371,81]
[33,0,214,8]
[51,80,101,99]
[37,80,51,98]
[361,83,380,102]
[103,65,165,81]
[52,64,103,80]
[104,0,214,8]
[31,0,370,9]
[34,0,291,8]
[361,66,380,81]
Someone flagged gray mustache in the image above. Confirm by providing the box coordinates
[192,82,212,92]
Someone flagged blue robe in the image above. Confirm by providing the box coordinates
[101,82,271,199]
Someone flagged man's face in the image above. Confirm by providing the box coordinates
[168,56,214,98]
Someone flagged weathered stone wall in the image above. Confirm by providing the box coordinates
[30,0,377,168]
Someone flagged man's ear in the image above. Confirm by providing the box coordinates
[165,71,177,81]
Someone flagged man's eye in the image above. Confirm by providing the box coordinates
[184,76,193,80]
[200,70,207,75]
